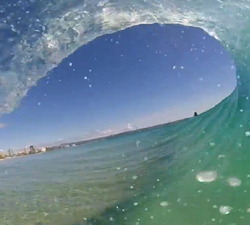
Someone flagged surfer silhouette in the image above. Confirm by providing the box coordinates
[194,112,198,117]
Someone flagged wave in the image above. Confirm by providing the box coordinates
[0,0,249,115]
[1,1,250,224]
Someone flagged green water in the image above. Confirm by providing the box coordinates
[1,93,250,225]
[1,0,250,224]
[83,91,250,225]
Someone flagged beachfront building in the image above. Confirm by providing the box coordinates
[24,148,29,155]
[8,149,14,157]
[29,145,36,154]
[0,150,4,159]
[40,147,47,152]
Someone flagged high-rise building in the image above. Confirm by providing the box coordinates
[29,145,38,154]
[8,149,14,157]
[29,145,35,154]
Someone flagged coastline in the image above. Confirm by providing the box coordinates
[0,117,191,163]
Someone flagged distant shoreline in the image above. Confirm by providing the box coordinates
[55,117,190,149]
[1,117,190,161]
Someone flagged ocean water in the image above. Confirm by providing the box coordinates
[1,0,250,225]
[1,97,250,225]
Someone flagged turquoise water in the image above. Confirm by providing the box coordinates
[1,101,250,225]
[1,0,250,224]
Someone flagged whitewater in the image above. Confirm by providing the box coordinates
[1,0,250,225]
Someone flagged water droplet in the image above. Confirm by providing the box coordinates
[160,201,168,207]
[132,175,138,180]
[196,171,217,183]
[219,206,232,215]
[69,62,72,66]
[245,131,250,137]
[228,177,241,187]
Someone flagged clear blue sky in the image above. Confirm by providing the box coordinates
[0,24,236,150]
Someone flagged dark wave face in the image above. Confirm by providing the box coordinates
[0,0,250,225]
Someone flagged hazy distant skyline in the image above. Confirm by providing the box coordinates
[0,24,236,150]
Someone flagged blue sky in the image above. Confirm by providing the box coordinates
[0,24,236,150]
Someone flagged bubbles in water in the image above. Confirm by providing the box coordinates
[227,177,241,187]
[219,206,232,215]
[134,202,138,206]
[160,201,169,207]
[132,175,138,180]
[245,131,250,137]
[196,171,217,183]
